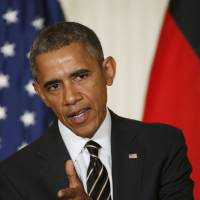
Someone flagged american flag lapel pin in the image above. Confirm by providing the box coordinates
[129,153,138,159]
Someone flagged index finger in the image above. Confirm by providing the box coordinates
[65,160,80,188]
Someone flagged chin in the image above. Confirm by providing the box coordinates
[76,131,94,138]
[74,127,96,138]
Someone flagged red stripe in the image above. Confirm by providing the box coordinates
[143,12,200,199]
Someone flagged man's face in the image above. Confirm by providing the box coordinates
[33,42,115,138]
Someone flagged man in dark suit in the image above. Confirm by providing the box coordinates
[0,22,193,200]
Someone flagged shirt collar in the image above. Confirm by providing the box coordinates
[58,109,111,162]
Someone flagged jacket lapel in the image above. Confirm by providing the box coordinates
[36,121,71,198]
[111,111,144,200]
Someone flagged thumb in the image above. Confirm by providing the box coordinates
[65,160,81,188]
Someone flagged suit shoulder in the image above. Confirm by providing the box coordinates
[111,111,185,147]
[134,118,183,142]
[0,122,56,172]
[0,135,43,172]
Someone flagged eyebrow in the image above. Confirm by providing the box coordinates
[70,69,91,78]
[42,69,91,89]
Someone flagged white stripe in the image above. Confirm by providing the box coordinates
[89,165,104,195]
[97,176,109,200]
[87,161,97,181]
[87,168,94,181]
[107,192,111,200]
[90,154,98,158]
[86,144,99,149]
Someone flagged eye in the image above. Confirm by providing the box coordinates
[74,72,89,81]
[46,82,60,92]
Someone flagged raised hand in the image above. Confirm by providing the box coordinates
[57,160,92,200]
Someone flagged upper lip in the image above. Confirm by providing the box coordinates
[67,107,90,118]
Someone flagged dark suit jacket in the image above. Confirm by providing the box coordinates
[0,111,193,200]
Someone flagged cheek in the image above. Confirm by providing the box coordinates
[84,84,107,109]
[44,96,63,113]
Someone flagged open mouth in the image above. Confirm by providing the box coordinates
[68,107,91,124]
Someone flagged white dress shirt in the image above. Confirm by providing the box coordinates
[58,109,113,198]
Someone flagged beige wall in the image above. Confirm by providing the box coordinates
[59,0,169,120]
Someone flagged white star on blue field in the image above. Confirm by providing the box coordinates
[0,0,64,160]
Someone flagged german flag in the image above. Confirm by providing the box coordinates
[143,0,200,198]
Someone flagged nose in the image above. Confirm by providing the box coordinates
[63,83,82,105]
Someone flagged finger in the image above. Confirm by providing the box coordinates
[65,160,81,188]
[57,188,77,199]
[57,188,92,200]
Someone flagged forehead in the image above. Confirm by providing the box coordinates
[36,42,90,64]
[35,42,100,81]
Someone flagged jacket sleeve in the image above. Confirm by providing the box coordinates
[159,129,194,200]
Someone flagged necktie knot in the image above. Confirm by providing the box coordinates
[85,140,101,158]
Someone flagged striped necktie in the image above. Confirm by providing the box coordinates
[85,140,112,200]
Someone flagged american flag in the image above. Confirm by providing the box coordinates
[0,0,65,160]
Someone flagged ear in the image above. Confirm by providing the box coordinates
[102,56,116,86]
[33,81,50,107]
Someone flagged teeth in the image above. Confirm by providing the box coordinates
[73,111,85,118]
